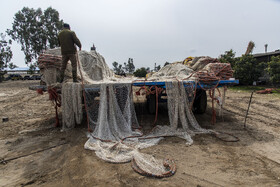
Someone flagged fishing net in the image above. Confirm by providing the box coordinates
[39,48,115,85]
[61,82,83,130]
[83,80,213,177]
[84,83,140,141]
[204,63,233,80]
[150,63,195,80]
[40,48,235,177]
[38,53,62,86]
[41,49,232,177]
[188,56,220,71]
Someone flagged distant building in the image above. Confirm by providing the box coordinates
[253,50,280,63]
[252,50,280,84]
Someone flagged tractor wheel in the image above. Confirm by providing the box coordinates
[192,90,207,114]
[147,94,156,114]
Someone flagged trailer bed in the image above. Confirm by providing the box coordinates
[132,79,239,89]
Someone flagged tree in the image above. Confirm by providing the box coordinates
[153,63,161,72]
[123,58,135,74]
[27,63,37,74]
[7,7,63,65]
[112,61,125,75]
[266,56,280,85]
[234,55,263,85]
[123,62,128,73]
[146,67,150,72]
[134,67,147,77]
[0,33,13,82]
[112,61,120,74]
[155,65,161,72]
[8,63,18,69]
[219,49,236,67]
[43,7,63,49]
[127,58,135,74]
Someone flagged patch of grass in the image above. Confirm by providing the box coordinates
[228,86,265,92]
[228,85,280,95]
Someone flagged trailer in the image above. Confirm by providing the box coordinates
[30,80,238,113]
[79,79,239,115]
[134,79,238,114]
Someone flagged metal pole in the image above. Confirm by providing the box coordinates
[244,91,254,128]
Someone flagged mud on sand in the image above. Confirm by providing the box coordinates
[1,81,280,187]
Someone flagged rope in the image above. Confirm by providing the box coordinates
[38,53,62,62]
[38,53,62,69]
[76,53,93,132]
[131,157,176,178]
[35,80,61,127]
[134,84,164,126]
[208,88,222,125]
[213,131,240,142]
[48,87,61,127]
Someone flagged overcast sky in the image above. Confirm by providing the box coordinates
[1,0,280,69]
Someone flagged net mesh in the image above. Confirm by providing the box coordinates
[85,83,140,141]
[50,52,231,177]
[61,82,83,130]
[39,48,115,85]
[83,80,213,177]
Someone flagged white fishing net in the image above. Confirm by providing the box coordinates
[85,83,140,141]
[189,56,212,71]
[41,48,221,177]
[39,49,62,86]
[83,80,213,177]
[61,82,83,130]
[41,68,59,86]
[40,48,115,85]
[79,51,115,82]
[149,63,195,81]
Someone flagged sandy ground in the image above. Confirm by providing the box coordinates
[1,80,280,187]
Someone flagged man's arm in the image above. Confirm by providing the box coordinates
[72,32,82,50]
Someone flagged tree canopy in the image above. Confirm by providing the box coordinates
[267,56,280,85]
[7,7,63,66]
[112,61,125,75]
[219,49,236,67]
[134,67,147,77]
[0,33,13,69]
[0,33,13,81]
[123,58,135,74]
[154,64,161,72]
[233,54,264,85]
[112,58,135,75]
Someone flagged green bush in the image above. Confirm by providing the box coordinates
[133,67,147,77]
[219,49,236,67]
[233,55,265,85]
[267,56,280,85]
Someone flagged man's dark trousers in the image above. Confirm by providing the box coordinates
[60,54,78,82]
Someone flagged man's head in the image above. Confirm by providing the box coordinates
[63,23,70,30]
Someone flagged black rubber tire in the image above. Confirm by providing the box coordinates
[192,90,207,114]
[147,94,156,114]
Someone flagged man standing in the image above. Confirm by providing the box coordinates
[58,23,82,82]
